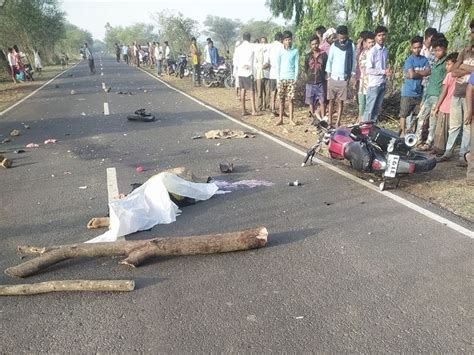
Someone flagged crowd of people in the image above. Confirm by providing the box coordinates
[6,45,39,83]
[230,22,473,183]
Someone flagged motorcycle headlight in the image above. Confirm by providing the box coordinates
[404,134,417,148]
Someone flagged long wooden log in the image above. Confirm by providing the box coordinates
[6,227,268,278]
[0,280,135,296]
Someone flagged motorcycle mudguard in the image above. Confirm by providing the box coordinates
[369,125,399,151]
[328,128,353,159]
[344,142,372,172]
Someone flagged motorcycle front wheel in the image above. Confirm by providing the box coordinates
[224,75,235,89]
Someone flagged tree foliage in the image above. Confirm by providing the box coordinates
[238,19,282,42]
[203,15,241,52]
[152,10,199,56]
[56,23,93,58]
[0,0,65,63]
[104,22,156,51]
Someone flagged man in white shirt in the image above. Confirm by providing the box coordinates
[268,32,283,116]
[203,38,212,64]
[83,43,95,74]
[235,32,259,116]
[7,47,18,83]
[233,40,242,99]
[154,42,164,76]
[164,41,171,74]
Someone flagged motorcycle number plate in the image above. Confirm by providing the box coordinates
[384,154,400,178]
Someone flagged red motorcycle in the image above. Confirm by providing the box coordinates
[302,118,437,191]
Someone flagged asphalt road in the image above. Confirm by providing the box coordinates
[0,57,472,353]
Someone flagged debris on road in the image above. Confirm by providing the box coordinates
[205,129,255,139]
[78,186,88,189]
[127,108,155,122]
[213,179,274,192]
[219,161,234,173]
[6,227,268,277]
[44,139,58,144]
[191,135,202,140]
[80,112,86,116]
[10,129,21,137]
[135,166,145,173]
[23,124,30,129]
[288,180,302,186]
[87,217,110,229]
[0,155,12,168]
[116,91,133,95]
[13,149,25,154]
[0,280,135,295]
[70,90,76,95]
[25,143,40,148]
[2,138,11,144]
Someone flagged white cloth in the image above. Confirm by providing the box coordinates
[253,44,270,79]
[269,41,283,80]
[165,46,170,59]
[234,40,255,78]
[34,51,42,68]
[204,44,211,64]
[7,52,16,66]
[155,46,163,60]
[86,173,218,243]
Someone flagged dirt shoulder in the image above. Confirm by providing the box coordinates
[146,69,473,222]
[0,64,71,112]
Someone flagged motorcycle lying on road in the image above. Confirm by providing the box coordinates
[302,118,437,191]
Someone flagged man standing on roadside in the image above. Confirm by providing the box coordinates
[164,41,171,74]
[190,37,201,86]
[235,32,259,116]
[83,43,95,74]
[254,36,271,111]
[275,30,299,126]
[155,41,163,77]
[122,44,129,64]
[304,36,327,119]
[326,25,356,127]
[268,32,283,117]
[115,43,121,63]
[150,42,156,69]
[7,47,18,83]
[363,26,390,123]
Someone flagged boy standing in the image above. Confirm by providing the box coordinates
[438,21,474,164]
[357,31,375,122]
[326,25,356,127]
[415,36,448,150]
[269,32,283,117]
[304,36,327,119]
[275,30,299,126]
[399,36,430,136]
[433,53,458,155]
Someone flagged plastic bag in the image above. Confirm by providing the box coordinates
[86,172,218,243]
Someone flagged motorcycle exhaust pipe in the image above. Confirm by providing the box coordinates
[404,133,417,148]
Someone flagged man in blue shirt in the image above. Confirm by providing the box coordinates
[208,41,219,66]
[275,30,299,126]
[399,36,430,136]
[326,25,356,127]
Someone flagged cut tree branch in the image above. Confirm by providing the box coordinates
[6,227,268,278]
[0,280,135,296]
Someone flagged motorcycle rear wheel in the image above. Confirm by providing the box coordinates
[404,153,437,173]
[224,75,235,89]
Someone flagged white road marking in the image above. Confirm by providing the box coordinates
[138,67,473,238]
[104,102,110,116]
[0,62,80,116]
[106,167,119,202]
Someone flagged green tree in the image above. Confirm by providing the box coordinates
[266,0,305,26]
[239,19,281,42]
[55,23,93,59]
[104,22,156,51]
[152,10,199,57]
[0,0,65,64]
[203,15,241,52]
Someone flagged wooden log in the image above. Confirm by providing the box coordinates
[0,280,135,296]
[6,227,268,278]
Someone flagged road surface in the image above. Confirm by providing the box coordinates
[0,57,472,353]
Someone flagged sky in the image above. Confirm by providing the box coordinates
[60,0,284,41]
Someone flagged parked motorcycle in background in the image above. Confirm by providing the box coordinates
[302,118,437,191]
[201,62,233,88]
[175,54,189,78]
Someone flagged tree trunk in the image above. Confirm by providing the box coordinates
[0,280,134,296]
[5,227,268,278]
